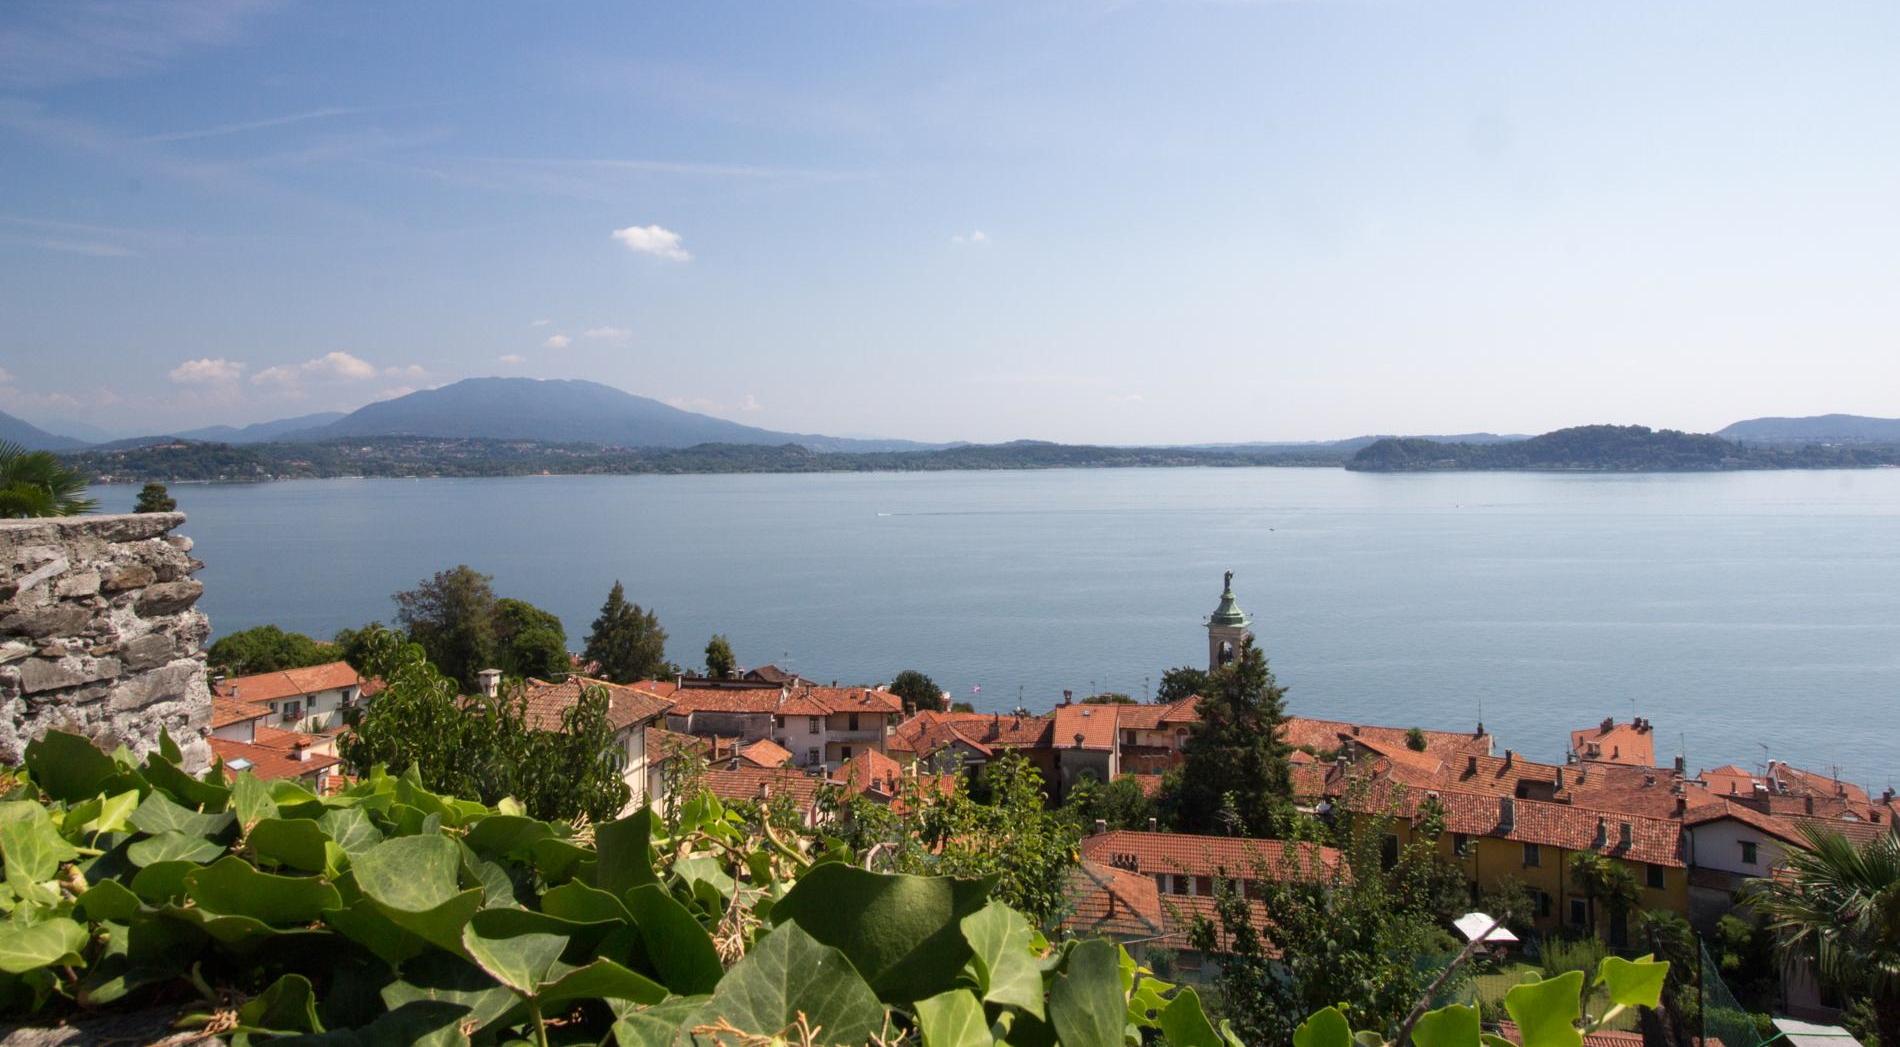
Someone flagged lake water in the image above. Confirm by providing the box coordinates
[93,468,1900,782]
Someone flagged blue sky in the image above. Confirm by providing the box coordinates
[2,1,1897,443]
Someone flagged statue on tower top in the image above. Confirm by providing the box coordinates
[1223,569,1234,592]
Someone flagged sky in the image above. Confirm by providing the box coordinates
[1,0,1897,444]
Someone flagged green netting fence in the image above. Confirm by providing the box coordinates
[1701,938,1767,1047]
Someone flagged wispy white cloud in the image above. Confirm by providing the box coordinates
[667,393,763,416]
[383,364,428,380]
[0,0,278,89]
[169,357,245,384]
[139,106,362,144]
[542,334,572,350]
[582,326,631,342]
[529,319,552,328]
[612,224,691,262]
[498,354,525,365]
[252,351,381,391]
[951,229,989,246]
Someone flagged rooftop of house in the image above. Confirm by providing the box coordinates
[736,738,794,768]
[1282,715,1494,758]
[216,660,363,705]
[1434,791,1686,867]
[1052,703,1120,752]
[1061,859,1274,954]
[208,735,340,781]
[1079,829,1343,882]
[211,695,269,728]
[889,710,1055,757]
[703,765,825,811]
[1568,717,1658,767]
[519,676,673,733]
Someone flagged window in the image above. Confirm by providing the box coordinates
[1523,843,1541,868]
[1646,863,1665,889]
[840,746,853,759]
[807,717,820,733]
[1452,833,1470,857]
[847,713,860,731]
[1195,876,1213,895]
[1381,834,1400,870]
[1532,890,1552,918]
[773,715,784,729]
[1740,841,1758,866]
[1170,875,1187,896]
[1569,899,1588,927]
[806,748,819,766]
[281,701,301,723]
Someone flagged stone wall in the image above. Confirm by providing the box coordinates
[0,513,211,771]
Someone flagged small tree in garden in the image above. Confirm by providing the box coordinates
[133,481,176,513]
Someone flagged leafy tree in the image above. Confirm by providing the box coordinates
[1193,803,1460,1043]
[1155,665,1208,704]
[948,700,976,713]
[1569,853,1639,943]
[1404,727,1428,751]
[493,597,569,681]
[392,565,499,689]
[888,669,942,714]
[338,628,628,821]
[1748,824,1900,1047]
[1477,876,1536,935]
[1713,912,1779,1009]
[1637,909,1703,1046]
[1080,692,1134,705]
[132,482,176,513]
[332,621,391,674]
[1064,774,1158,832]
[0,441,95,518]
[206,625,336,676]
[703,634,736,679]
[583,581,669,684]
[1167,637,1293,837]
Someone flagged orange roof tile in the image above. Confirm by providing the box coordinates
[1282,716,1492,757]
[1569,719,1658,767]
[217,661,361,705]
[668,684,786,715]
[208,737,339,781]
[1079,830,1342,882]
[1052,704,1119,752]
[1683,798,1809,848]
[518,676,672,733]
[1065,860,1166,940]
[703,766,824,810]
[1429,791,1685,867]
[736,738,794,768]
[211,696,268,728]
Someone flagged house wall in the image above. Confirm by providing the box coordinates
[263,684,361,733]
[681,710,773,742]
[213,718,259,743]
[0,513,212,770]
[1686,819,1790,877]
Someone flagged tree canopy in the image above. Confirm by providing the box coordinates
[1165,637,1293,837]
[132,482,176,513]
[390,566,569,689]
[493,597,570,681]
[205,624,338,676]
[888,669,942,714]
[1156,665,1209,705]
[583,581,669,684]
[703,633,735,679]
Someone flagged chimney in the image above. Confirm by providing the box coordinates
[1595,816,1607,847]
[1062,690,1073,705]
[476,668,502,699]
[1601,716,1614,733]
[1466,755,1478,776]
[1499,796,1515,830]
[1674,795,1687,816]
[1504,749,1514,768]
[1804,796,1814,815]
[1093,818,1107,836]
[1351,724,1361,736]
[1884,788,1895,804]
[1618,822,1633,848]
[291,741,308,763]
[1673,754,1686,776]
[1555,767,1566,790]
[1147,817,1158,832]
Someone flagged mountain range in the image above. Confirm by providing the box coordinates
[8,376,1899,455]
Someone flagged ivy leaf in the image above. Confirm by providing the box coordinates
[959,900,1045,1019]
[915,989,995,1047]
[460,914,567,997]
[0,812,80,884]
[540,880,632,925]
[0,918,88,974]
[184,856,342,925]
[24,731,116,803]
[1158,986,1223,1047]
[536,957,668,1007]
[74,879,143,923]
[1048,939,1123,1047]
[624,883,722,996]
[317,806,383,857]
[382,951,522,1036]
[71,789,139,837]
[236,973,323,1035]
[1292,1007,1354,1047]
[127,791,233,838]
[463,815,553,860]
[352,834,462,913]
[685,923,885,1047]
[594,808,658,897]
[1504,969,1585,1047]
[249,818,341,875]
[1413,1003,1481,1047]
[772,864,992,1004]
[126,831,226,867]
[230,772,277,830]
[1596,956,1668,1010]
[611,998,708,1047]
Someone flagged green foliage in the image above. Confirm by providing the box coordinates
[1540,937,1609,980]
[1747,823,1900,1047]
[0,441,96,518]
[205,624,337,676]
[1154,666,1208,705]
[1063,774,1159,833]
[337,629,630,822]
[584,581,669,684]
[889,669,943,715]
[493,598,570,681]
[1405,727,1428,751]
[132,482,176,513]
[1348,424,1900,473]
[702,634,735,679]
[1292,953,1668,1047]
[1167,638,1293,837]
[393,565,501,689]
[0,727,1220,1045]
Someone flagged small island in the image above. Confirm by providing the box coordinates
[1346,424,1900,473]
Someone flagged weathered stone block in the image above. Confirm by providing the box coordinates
[0,642,29,665]
[101,565,156,592]
[119,633,175,671]
[21,657,121,695]
[107,660,195,712]
[135,581,203,617]
[0,604,90,639]
[54,571,100,598]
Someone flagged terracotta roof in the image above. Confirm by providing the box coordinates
[211,696,268,728]
[518,676,672,733]
[1569,719,1657,767]
[1698,765,1761,797]
[645,726,705,762]
[1282,716,1493,758]
[1495,1022,1645,1047]
[890,711,1053,757]
[1065,860,1166,940]
[627,679,679,699]
[832,749,905,798]
[1052,704,1119,752]
[1683,798,1809,848]
[1429,791,1686,867]
[1079,830,1342,882]
[208,737,339,781]
[1794,817,1891,848]
[703,766,824,810]
[743,664,810,686]
[1113,697,1201,732]
[668,684,786,715]
[217,661,362,705]
[789,685,903,715]
[737,738,794,768]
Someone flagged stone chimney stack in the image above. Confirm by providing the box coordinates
[476,668,502,699]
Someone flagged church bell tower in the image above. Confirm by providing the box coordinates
[1206,570,1253,671]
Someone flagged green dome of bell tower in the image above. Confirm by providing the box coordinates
[1205,570,1254,670]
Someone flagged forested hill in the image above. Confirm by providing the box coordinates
[1346,425,1900,472]
[64,435,1351,483]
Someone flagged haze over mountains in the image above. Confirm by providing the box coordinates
[7,376,1898,455]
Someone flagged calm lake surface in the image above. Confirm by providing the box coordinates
[94,468,1900,780]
